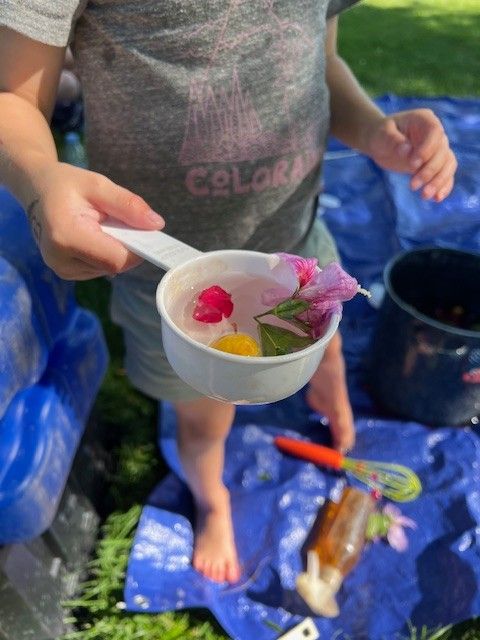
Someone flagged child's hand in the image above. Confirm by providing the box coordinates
[28,162,164,280]
[364,109,457,202]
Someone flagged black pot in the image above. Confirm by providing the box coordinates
[368,247,480,426]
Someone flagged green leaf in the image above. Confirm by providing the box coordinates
[283,316,312,334]
[258,322,315,356]
[366,512,391,540]
[271,298,310,320]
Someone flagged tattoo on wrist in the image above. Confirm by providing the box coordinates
[26,198,42,243]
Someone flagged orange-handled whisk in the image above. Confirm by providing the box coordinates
[274,436,422,502]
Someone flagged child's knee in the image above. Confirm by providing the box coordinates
[175,397,235,440]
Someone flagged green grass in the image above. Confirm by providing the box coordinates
[73,278,164,512]
[65,2,480,639]
[338,0,480,97]
[62,507,227,640]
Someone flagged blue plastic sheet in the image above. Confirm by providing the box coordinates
[127,403,480,640]
[0,307,108,543]
[0,189,78,417]
[125,96,480,639]
[0,188,109,543]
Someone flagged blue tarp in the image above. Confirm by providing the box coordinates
[0,189,108,543]
[125,96,480,639]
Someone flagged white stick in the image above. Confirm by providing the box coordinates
[100,219,202,271]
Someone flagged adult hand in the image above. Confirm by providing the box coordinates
[28,161,164,280]
[364,109,457,202]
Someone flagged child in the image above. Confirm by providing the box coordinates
[0,1,456,584]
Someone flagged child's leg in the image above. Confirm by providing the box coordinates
[306,330,355,452]
[293,218,355,452]
[174,396,240,584]
[109,265,240,583]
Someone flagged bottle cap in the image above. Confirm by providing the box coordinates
[296,551,342,618]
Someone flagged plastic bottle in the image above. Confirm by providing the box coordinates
[296,487,375,617]
[61,131,88,168]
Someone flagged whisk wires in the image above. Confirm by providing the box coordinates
[344,459,422,502]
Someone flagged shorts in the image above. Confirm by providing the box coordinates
[110,217,340,403]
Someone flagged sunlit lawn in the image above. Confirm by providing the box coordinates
[339,0,479,97]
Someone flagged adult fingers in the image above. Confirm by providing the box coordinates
[89,174,164,230]
[55,258,112,281]
[46,212,144,277]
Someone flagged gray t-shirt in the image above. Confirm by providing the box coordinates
[1,0,360,252]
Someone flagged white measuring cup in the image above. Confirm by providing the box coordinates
[101,221,340,404]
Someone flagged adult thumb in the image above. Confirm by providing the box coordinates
[91,176,164,230]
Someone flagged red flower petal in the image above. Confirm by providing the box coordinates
[193,301,223,323]
[193,285,233,323]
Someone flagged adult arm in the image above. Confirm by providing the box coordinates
[0,27,164,279]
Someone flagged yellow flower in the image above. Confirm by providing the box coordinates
[210,333,261,357]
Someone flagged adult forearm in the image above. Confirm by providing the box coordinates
[326,53,385,153]
[0,92,58,209]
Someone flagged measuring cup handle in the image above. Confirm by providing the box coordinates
[100,219,202,271]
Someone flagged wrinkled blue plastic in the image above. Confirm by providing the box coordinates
[324,96,480,268]
[0,189,78,417]
[125,97,480,639]
[0,257,49,418]
[0,187,108,543]
[0,189,78,344]
[127,401,480,640]
[0,308,108,543]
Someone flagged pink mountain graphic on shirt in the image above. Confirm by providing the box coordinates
[179,68,300,165]
[176,0,318,167]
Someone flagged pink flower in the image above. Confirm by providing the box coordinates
[193,285,233,323]
[277,253,318,287]
[261,285,296,308]
[383,504,417,552]
[298,262,359,304]
[260,258,363,340]
[298,302,343,339]
[261,260,357,308]
[296,263,359,338]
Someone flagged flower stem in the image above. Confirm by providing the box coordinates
[253,310,275,321]
[357,285,371,298]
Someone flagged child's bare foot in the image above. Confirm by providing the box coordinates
[174,396,240,583]
[192,490,241,584]
[306,332,355,452]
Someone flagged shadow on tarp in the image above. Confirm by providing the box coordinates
[125,96,480,640]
